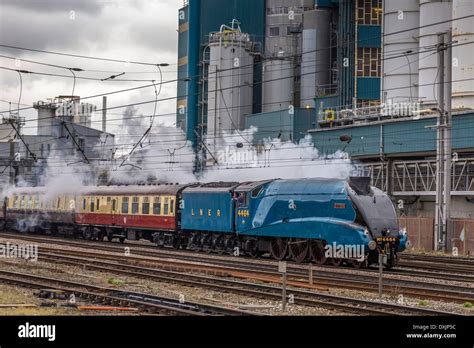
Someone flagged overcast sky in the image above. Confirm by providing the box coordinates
[0,0,181,135]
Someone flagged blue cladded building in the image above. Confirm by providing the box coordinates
[177,0,384,147]
[176,0,265,147]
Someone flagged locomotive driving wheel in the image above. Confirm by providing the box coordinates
[309,240,327,265]
[215,235,226,255]
[172,235,181,250]
[245,238,259,258]
[270,238,288,261]
[289,239,309,263]
[202,233,214,254]
[330,257,343,267]
[349,259,366,269]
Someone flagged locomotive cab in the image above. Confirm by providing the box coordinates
[347,177,407,268]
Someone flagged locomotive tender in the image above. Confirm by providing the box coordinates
[0,177,407,268]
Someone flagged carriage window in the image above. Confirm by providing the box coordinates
[142,197,150,215]
[112,199,117,212]
[170,199,174,214]
[131,197,139,214]
[122,197,129,214]
[90,197,95,212]
[96,198,100,211]
[26,196,32,209]
[153,197,161,215]
[83,198,87,211]
[163,197,169,215]
[20,196,25,209]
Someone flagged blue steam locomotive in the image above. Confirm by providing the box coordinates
[180,177,407,268]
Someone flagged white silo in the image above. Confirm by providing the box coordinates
[300,9,331,108]
[262,51,294,113]
[383,0,420,104]
[418,0,453,108]
[206,21,254,151]
[452,0,474,110]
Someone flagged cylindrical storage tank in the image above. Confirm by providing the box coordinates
[452,0,474,110]
[418,0,453,107]
[206,28,254,149]
[262,53,294,113]
[300,9,331,108]
[383,0,420,104]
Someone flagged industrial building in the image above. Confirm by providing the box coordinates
[177,0,384,144]
[2,96,115,186]
[177,0,474,253]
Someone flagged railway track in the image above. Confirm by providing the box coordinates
[1,232,473,281]
[0,235,470,315]
[0,269,257,316]
[0,246,459,316]
[1,233,473,304]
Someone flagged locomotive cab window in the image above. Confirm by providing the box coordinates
[122,197,129,214]
[251,186,263,198]
[234,192,248,207]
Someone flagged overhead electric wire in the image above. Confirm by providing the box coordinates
[1,17,473,172]
[0,44,174,67]
[1,13,471,67]
[1,37,472,116]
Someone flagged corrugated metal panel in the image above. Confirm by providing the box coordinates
[315,0,338,7]
[310,112,474,157]
[356,77,381,100]
[177,65,188,98]
[338,0,356,108]
[245,110,294,143]
[199,0,265,43]
[357,25,381,48]
[181,190,235,232]
[245,108,313,143]
[178,31,188,56]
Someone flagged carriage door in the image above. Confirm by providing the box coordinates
[111,197,118,226]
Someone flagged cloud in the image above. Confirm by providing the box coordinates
[0,0,180,131]
[0,0,104,14]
